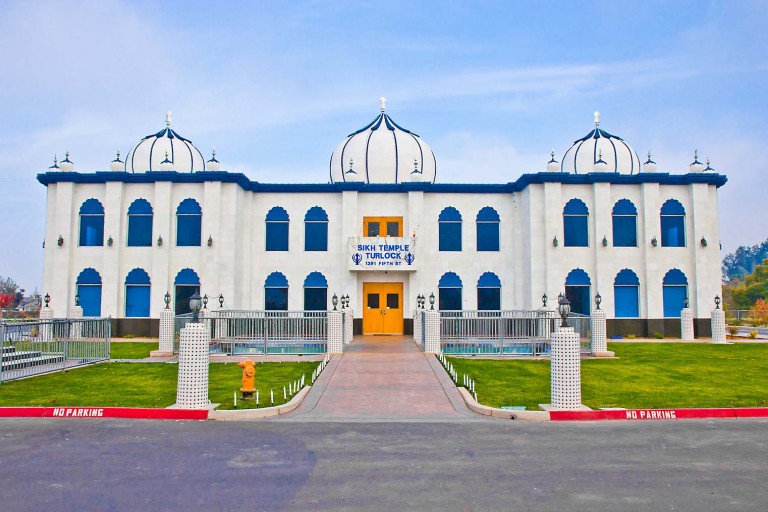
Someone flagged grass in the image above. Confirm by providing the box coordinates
[0,361,317,410]
[447,343,768,410]
[110,341,158,359]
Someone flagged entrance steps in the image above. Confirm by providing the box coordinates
[1,346,65,372]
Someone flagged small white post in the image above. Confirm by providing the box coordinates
[681,307,695,341]
[424,309,440,353]
[548,326,583,410]
[157,308,175,355]
[328,310,343,354]
[711,308,726,344]
[69,305,83,340]
[174,321,210,409]
[39,305,54,343]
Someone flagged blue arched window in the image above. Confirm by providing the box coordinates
[663,269,688,318]
[476,207,500,252]
[176,198,202,247]
[304,207,328,252]
[174,268,200,314]
[266,207,290,251]
[661,199,686,247]
[438,207,462,252]
[477,272,501,311]
[614,269,639,318]
[563,199,589,247]
[265,272,289,311]
[565,268,591,315]
[125,268,151,317]
[76,267,102,316]
[612,199,637,247]
[79,199,104,246]
[303,272,328,311]
[438,272,463,310]
[127,199,153,247]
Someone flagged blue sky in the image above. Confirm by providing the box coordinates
[1,0,766,292]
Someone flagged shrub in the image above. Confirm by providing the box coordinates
[123,333,136,339]
[626,334,636,339]
[727,326,739,337]
[748,330,758,339]
[653,331,664,339]
[755,299,768,326]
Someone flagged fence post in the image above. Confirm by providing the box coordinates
[546,326,584,410]
[680,307,695,341]
[413,308,422,345]
[155,308,175,356]
[39,306,54,343]
[590,309,612,356]
[69,305,83,343]
[174,321,211,409]
[343,308,354,344]
[424,309,440,353]
[328,310,343,354]
[711,308,726,344]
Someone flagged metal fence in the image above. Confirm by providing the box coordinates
[725,309,766,325]
[439,310,591,356]
[0,318,111,382]
[175,310,328,355]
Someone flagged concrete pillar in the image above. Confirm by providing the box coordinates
[680,307,695,341]
[157,308,175,354]
[711,309,726,344]
[550,326,582,409]
[328,310,343,354]
[69,305,82,340]
[39,306,54,343]
[590,309,611,356]
[215,309,228,341]
[538,307,555,339]
[175,321,210,408]
[424,309,440,353]
[343,309,354,344]
[413,308,423,345]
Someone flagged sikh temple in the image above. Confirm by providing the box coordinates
[38,99,726,337]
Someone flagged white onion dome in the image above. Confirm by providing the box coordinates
[124,111,205,173]
[703,157,716,173]
[642,151,657,173]
[560,111,641,174]
[330,98,437,184]
[59,150,74,171]
[206,149,221,171]
[48,155,60,172]
[110,149,124,172]
[546,150,560,172]
[689,150,705,173]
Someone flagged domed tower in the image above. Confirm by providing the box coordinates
[330,98,437,184]
[123,112,206,172]
[560,111,641,174]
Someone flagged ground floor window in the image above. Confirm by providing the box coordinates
[438,272,463,310]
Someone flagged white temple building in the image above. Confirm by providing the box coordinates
[38,100,726,337]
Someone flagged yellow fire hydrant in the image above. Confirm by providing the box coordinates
[238,360,256,398]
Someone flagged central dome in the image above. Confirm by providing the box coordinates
[124,112,205,173]
[560,112,641,174]
[330,98,436,184]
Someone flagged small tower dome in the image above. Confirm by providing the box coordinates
[689,150,705,173]
[59,150,74,172]
[546,150,560,172]
[206,149,221,171]
[110,149,124,172]
[593,150,609,173]
[642,151,657,173]
[48,155,60,172]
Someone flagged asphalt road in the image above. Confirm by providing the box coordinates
[1,418,767,511]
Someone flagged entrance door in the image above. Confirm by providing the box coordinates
[362,282,403,334]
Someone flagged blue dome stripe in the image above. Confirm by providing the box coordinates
[76,267,102,285]
[348,114,382,137]
[303,271,328,288]
[125,268,151,285]
[265,271,288,287]
[663,268,688,285]
[565,268,591,286]
[266,206,289,221]
[364,129,375,183]
[477,272,501,288]
[338,136,355,182]
[614,268,639,285]
[175,268,200,285]
[606,137,618,172]
[392,128,399,183]
[148,136,159,171]
[617,139,636,174]
[407,132,424,174]
[438,272,462,288]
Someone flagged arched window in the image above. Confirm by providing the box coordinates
[174,268,200,315]
[438,207,462,251]
[612,199,637,247]
[565,268,591,315]
[563,199,589,247]
[79,198,104,246]
[662,269,688,318]
[265,272,288,311]
[661,199,686,247]
[303,272,328,311]
[176,198,202,247]
[127,199,153,247]
[438,272,463,310]
[76,267,102,316]
[266,207,290,251]
[304,207,328,252]
[477,272,501,311]
[476,207,500,252]
[125,268,151,317]
[614,269,639,318]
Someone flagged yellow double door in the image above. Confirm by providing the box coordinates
[362,282,403,335]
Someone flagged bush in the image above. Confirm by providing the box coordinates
[653,331,664,339]
[728,326,739,337]
[626,334,636,340]
[122,333,136,339]
[748,330,758,339]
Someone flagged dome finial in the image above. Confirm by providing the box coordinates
[205,148,220,171]
[594,110,600,127]
[379,97,386,112]
[546,149,560,172]
[166,111,172,127]
[110,148,124,171]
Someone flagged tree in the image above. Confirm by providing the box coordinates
[0,276,18,295]
[0,292,14,318]
[731,259,768,309]
[723,239,768,282]
[753,299,768,326]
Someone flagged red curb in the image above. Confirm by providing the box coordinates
[549,407,768,421]
[0,407,208,420]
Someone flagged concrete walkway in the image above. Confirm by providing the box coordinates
[284,335,485,422]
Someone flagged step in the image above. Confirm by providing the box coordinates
[2,350,44,362]
[1,354,66,372]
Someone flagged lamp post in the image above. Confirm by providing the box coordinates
[542,293,548,308]
[332,293,338,311]
[345,294,350,308]
[218,294,224,308]
[74,293,80,307]
[558,295,571,328]
[715,295,721,309]
[164,291,171,309]
[189,292,202,323]
[429,293,435,310]
[44,293,50,308]
[595,292,602,310]
[202,294,208,309]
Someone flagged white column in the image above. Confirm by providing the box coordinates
[328,310,343,354]
[158,308,175,353]
[680,308,695,341]
[424,309,440,353]
[343,309,354,344]
[590,309,608,354]
[538,307,555,339]
[413,308,422,344]
[175,321,210,408]
[39,306,54,343]
[550,326,582,409]
[215,309,228,341]
[711,309,726,344]
[69,305,83,340]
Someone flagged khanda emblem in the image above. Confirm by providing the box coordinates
[352,253,363,265]
[405,253,415,265]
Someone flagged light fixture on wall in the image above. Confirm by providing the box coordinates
[157,235,163,247]
[700,236,708,247]
[207,235,213,247]
[107,236,113,247]
[429,293,435,310]
[164,291,171,309]
[42,240,45,249]
[57,235,64,247]
[602,236,608,247]
[332,293,338,310]
[595,292,602,310]
[552,236,559,247]
[44,293,51,307]
[344,294,350,308]
[218,294,224,308]
[74,293,80,307]
[714,295,721,309]
[542,293,548,308]
[558,295,571,328]
[684,295,689,309]
[651,236,658,247]
[202,294,209,309]
[189,292,202,323]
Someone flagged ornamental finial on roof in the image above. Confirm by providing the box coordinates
[594,110,600,127]
[379,97,386,112]
[166,111,172,127]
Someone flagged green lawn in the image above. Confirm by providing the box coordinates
[110,341,158,359]
[447,343,768,410]
[0,361,317,410]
